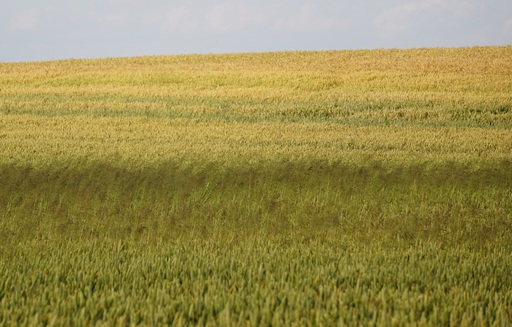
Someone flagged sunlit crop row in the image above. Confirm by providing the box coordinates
[1,46,511,126]
[1,114,510,171]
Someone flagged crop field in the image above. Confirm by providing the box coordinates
[1,46,511,325]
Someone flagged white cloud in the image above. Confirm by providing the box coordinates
[140,14,161,25]
[106,0,144,3]
[206,1,266,31]
[103,12,130,23]
[504,18,512,38]
[9,7,40,31]
[274,4,347,31]
[159,1,347,35]
[161,6,199,33]
[374,0,481,37]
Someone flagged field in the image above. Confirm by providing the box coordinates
[1,46,511,325]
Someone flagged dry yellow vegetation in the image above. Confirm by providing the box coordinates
[0,46,511,169]
[0,115,510,169]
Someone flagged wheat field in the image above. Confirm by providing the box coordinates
[1,46,511,325]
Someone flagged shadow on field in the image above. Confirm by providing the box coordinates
[1,159,511,249]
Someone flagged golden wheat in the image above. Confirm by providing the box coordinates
[1,114,510,169]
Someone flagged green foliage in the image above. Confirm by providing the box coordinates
[1,240,511,326]
[1,160,511,249]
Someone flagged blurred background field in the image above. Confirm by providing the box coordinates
[0,46,511,325]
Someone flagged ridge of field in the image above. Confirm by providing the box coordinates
[1,47,511,325]
[1,46,511,169]
[1,47,511,127]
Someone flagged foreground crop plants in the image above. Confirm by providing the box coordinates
[0,46,511,325]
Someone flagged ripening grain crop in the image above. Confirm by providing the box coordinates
[0,46,511,325]
[1,240,511,326]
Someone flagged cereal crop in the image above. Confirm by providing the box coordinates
[1,46,511,325]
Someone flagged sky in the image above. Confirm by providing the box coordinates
[1,0,511,62]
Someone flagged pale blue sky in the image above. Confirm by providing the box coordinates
[2,0,511,62]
